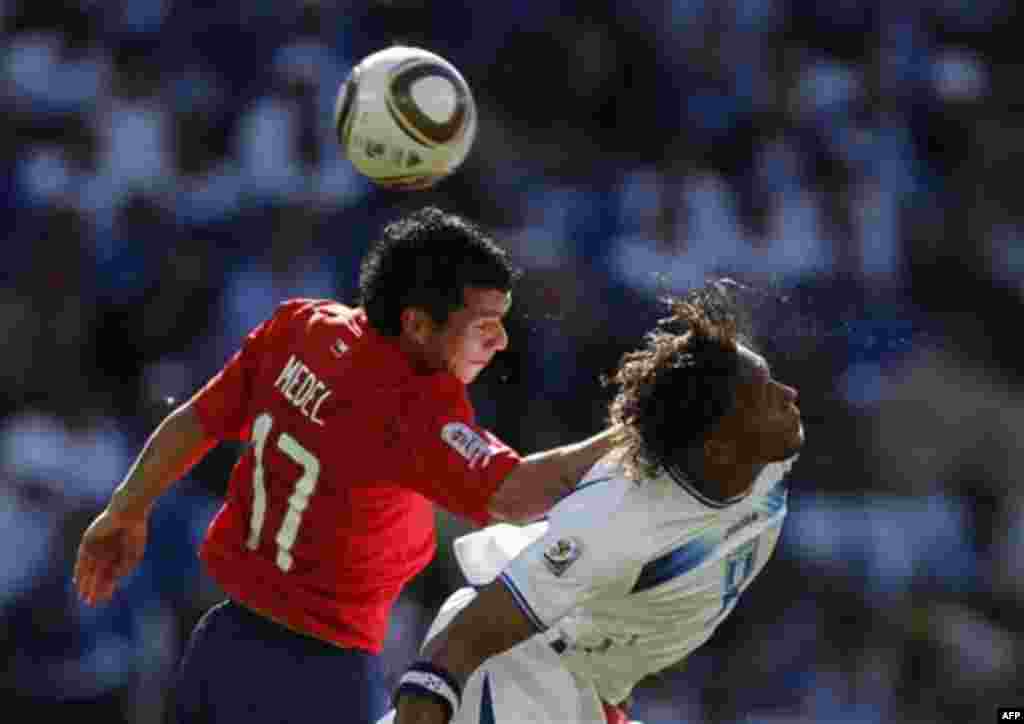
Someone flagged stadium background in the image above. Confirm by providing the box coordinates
[1,1,1022,722]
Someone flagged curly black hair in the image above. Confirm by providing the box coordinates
[358,206,519,336]
[605,280,756,482]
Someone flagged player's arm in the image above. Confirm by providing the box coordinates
[488,425,619,523]
[107,399,216,519]
[74,303,286,607]
[396,506,632,724]
[93,300,285,524]
[74,398,217,606]
[393,579,536,724]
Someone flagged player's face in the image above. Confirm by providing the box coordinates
[430,287,511,384]
[718,345,804,463]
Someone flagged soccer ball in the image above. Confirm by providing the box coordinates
[334,46,477,190]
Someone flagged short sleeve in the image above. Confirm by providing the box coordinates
[190,304,286,441]
[398,375,521,527]
[498,482,641,630]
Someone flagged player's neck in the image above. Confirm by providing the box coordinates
[397,334,439,375]
[664,451,764,503]
[695,458,765,501]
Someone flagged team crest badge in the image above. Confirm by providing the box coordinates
[440,422,494,469]
[543,537,583,577]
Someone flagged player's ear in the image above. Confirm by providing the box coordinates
[400,307,435,345]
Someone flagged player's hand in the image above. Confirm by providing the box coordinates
[73,507,149,606]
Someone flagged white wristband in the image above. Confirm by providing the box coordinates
[396,662,461,720]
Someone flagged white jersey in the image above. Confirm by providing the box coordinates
[478,453,796,706]
[372,457,797,724]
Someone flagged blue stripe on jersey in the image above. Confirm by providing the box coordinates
[761,483,788,515]
[630,537,716,593]
[480,673,496,724]
[573,475,617,494]
[552,475,618,508]
[498,572,548,632]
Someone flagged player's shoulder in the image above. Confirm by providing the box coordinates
[268,299,367,344]
[272,297,326,318]
[556,455,631,508]
[395,370,472,429]
[580,463,730,553]
[547,455,654,536]
[532,459,661,578]
[272,298,361,326]
[571,454,699,510]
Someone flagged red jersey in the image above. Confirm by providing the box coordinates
[191,299,521,653]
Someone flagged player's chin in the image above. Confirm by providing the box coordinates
[456,362,488,384]
[770,421,805,461]
[784,422,806,457]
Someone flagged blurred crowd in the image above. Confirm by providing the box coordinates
[1,1,1022,722]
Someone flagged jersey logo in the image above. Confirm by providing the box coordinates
[331,339,349,357]
[543,537,583,577]
[441,422,494,469]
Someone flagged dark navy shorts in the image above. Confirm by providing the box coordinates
[166,600,390,724]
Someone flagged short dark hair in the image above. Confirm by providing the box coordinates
[605,281,755,482]
[358,207,519,336]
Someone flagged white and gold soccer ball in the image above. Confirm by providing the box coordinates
[333,45,477,190]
